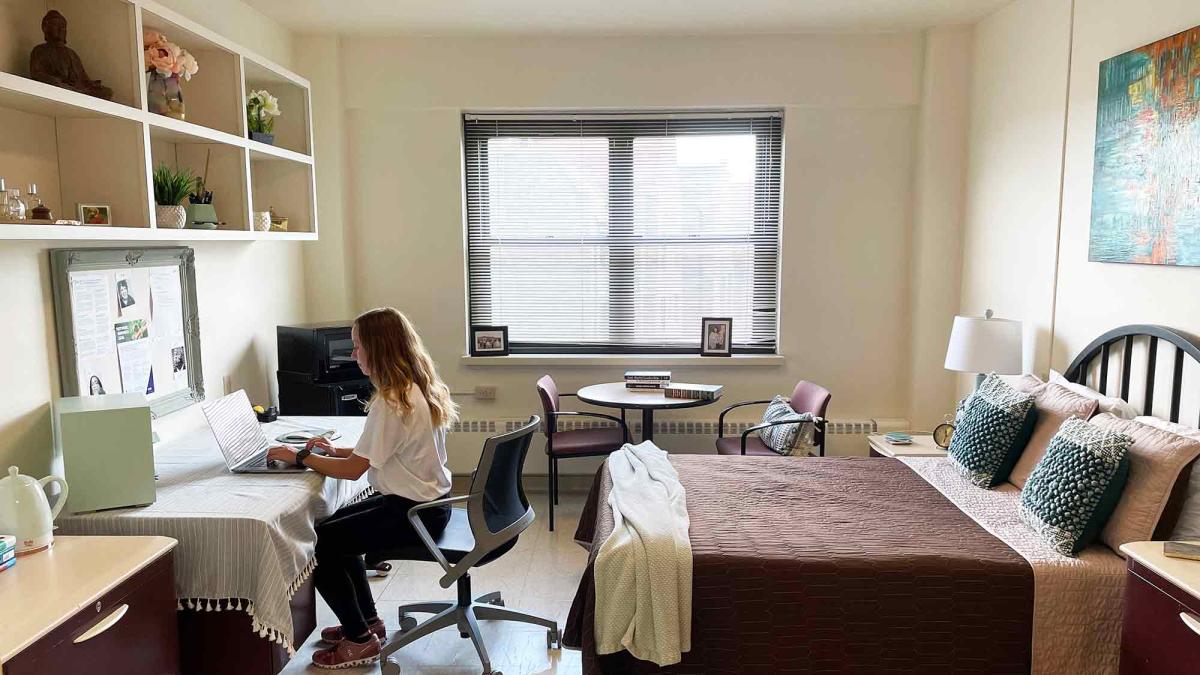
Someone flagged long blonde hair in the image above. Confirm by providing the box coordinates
[354,308,458,428]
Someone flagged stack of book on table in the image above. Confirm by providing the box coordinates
[625,371,671,389]
[664,383,724,400]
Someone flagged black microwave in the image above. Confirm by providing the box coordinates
[277,322,364,383]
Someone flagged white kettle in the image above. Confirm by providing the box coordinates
[0,466,69,554]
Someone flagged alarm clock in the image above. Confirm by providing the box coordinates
[933,422,955,449]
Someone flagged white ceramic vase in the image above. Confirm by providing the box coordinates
[252,211,272,232]
[156,204,187,229]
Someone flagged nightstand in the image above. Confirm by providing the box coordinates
[866,433,947,458]
[1118,541,1200,674]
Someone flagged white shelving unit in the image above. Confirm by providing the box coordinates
[0,0,317,241]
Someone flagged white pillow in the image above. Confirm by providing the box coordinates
[1049,369,1139,419]
[1135,415,1200,540]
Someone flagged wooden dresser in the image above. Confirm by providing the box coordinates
[1119,541,1200,674]
[0,536,178,675]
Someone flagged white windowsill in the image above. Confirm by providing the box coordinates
[460,354,785,367]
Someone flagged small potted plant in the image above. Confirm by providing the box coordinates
[246,89,280,144]
[153,164,197,229]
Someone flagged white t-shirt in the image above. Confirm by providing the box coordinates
[353,384,452,502]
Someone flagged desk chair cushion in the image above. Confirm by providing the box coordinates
[372,508,517,567]
[715,435,778,456]
[550,426,626,457]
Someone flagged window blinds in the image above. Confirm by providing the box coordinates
[463,111,783,354]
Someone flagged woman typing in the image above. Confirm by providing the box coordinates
[267,307,456,669]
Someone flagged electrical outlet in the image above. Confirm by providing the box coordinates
[474,385,497,400]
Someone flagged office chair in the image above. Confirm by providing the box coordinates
[536,375,629,531]
[716,380,831,456]
[377,416,559,675]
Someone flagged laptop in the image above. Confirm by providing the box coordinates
[201,390,308,473]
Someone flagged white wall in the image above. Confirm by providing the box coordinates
[960,0,1200,397]
[302,31,973,473]
[0,0,304,477]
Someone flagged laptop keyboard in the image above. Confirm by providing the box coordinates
[244,454,269,469]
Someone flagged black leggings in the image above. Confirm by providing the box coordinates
[313,493,450,640]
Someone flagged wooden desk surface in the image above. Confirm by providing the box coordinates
[0,536,176,668]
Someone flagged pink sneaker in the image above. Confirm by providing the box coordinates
[319,617,386,644]
[312,635,381,669]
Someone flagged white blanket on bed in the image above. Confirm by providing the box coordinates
[594,441,692,666]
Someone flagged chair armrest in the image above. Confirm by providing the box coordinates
[740,417,824,455]
[718,399,774,438]
[555,410,630,443]
[407,494,471,575]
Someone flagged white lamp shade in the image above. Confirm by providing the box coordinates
[944,314,1023,375]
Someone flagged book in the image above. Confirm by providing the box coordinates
[626,381,667,389]
[664,383,724,400]
[0,534,12,556]
[1164,541,1200,561]
[624,371,671,381]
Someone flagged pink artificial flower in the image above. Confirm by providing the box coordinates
[142,29,165,48]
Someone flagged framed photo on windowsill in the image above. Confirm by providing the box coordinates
[470,325,510,357]
[700,317,732,357]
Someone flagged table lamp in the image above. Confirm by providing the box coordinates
[944,309,1022,389]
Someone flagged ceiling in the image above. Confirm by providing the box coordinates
[244,0,1011,36]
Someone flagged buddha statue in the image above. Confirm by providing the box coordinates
[29,10,113,100]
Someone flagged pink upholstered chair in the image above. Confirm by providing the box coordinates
[715,380,831,457]
[536,375,629,530]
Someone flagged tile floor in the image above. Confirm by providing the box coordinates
[280,493,586,675]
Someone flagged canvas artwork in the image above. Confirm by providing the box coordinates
[1090,26,1200,266]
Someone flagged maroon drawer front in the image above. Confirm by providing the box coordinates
[6,553,180,675]
[1121,565,1200,675]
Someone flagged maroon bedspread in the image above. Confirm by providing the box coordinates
[563,456,1033,674]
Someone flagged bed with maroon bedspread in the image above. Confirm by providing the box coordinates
[563,455,1035,675]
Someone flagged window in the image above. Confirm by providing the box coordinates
[464,111,782,354]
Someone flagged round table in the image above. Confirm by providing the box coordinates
[575,382,722,443]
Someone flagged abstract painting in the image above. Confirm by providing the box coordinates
[1090,26,1200,266]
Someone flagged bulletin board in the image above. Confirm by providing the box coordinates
[50,247,205,417]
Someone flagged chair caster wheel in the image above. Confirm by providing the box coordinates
[398,614,418,632]
[381,657,402,675]
[373,562,392,577]
[547,627,562,650]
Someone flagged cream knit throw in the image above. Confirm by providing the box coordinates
[594,441,692,666]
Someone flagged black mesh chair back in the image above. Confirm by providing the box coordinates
[471,416,536,536]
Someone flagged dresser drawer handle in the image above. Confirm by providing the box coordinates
[73,604,129,644]
[1182,612,1200,638]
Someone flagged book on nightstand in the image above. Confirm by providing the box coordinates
[1163,541,1200,561]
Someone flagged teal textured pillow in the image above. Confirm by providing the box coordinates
[1019,418,1132,556]
[948,373,1038,487]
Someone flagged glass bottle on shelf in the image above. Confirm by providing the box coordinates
[26,184,51,221]
[7,188,25,221]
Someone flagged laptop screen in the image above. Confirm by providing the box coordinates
[201,390,269,467]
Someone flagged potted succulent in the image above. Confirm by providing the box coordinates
[246,89,280,144]
[144,30,198,120]
[153,164,197,229]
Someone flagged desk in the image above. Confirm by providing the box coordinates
[56,415,369,675]
[576,382,721,442]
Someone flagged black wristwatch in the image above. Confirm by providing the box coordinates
[294,447,312,466]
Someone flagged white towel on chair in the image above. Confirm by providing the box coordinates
[594,441,692,666]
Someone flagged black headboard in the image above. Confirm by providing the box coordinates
[1064,324,1200,424]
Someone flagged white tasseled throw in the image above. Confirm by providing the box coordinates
[594,441,692,666]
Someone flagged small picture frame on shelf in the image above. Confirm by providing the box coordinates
[469,325,509,357]
[700,317,733,357]
[77,204,111,226]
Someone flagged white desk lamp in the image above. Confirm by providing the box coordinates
[945,309,1023,389]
